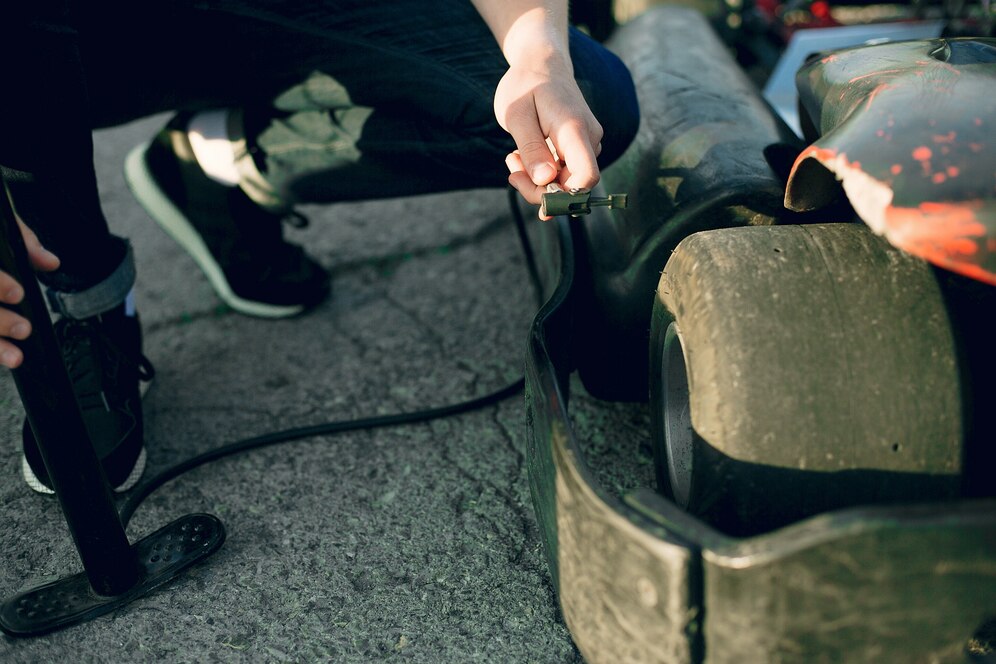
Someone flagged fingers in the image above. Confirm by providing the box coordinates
[506,117,605,220]
[0,270,24,305]
[502,100,559,188]
[504,103,603,195]
[0,306,31,369]
[0,342,24,369]
[506,151,555,220]
[0,219,51,369]
[505,151,540,200]
[550,117,603,192]
[495,68,605,220]
[18,219,60,272]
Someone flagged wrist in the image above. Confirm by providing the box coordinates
[500,8,571,72]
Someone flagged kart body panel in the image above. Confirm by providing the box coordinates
[524,6,996,662]
[786,38,996,285]
[526,215,996,664]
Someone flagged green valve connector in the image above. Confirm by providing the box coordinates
[539,185,629,218]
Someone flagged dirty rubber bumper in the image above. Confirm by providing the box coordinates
[524,217,996,664]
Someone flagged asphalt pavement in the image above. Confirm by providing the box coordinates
[0,114,652,662]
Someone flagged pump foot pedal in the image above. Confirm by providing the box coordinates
[0,513,225,637]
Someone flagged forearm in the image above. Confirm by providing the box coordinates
[470,0,571,72]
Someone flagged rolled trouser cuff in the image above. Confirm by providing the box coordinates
[46,241,135,319]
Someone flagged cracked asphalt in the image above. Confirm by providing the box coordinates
[0,114,631,662]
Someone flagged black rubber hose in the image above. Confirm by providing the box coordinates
[119,378,525,526]
[120,190,545,528]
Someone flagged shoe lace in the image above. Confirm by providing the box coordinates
[57,319,155,412]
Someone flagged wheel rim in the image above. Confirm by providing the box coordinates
[661,322,693,508]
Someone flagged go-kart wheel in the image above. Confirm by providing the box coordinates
[649,223,964,535]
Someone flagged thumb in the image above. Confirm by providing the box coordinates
[17,219,60,272]
[504,106,558,185]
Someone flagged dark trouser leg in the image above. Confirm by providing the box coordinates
[5,0,638,290]
[1,167,130,299]
[1,4,128,297]
[231,5,640,206]
[79,0,639,208]
[239,24,639,207]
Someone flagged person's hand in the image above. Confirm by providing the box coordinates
[1,219,60,368]
[494,56,603,219]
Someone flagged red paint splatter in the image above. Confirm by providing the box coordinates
[975,118,984,126]
[887,201,985,233]
[932,173,947,184]
[864,83,894,111]
[792,145,995,286]
[932,131,956,143]
[937,261,995,284]
[876,129,885,137]
[969,143,983,152]
[947,166,960,178]
[912,146,933,176]
[883,200,994,285]
[948,239,979,256]
[849,69,904,84]
[891,164,903,175]
[797,145,837,162]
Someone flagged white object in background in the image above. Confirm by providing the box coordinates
[763,21,946,137]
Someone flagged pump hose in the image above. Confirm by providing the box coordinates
[120,189,543,528]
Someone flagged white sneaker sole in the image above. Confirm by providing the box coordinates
[22,447,148,496]
[21,379,154,495]
[124,143,304,320]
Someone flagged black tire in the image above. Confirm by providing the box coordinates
[649,223,964,535]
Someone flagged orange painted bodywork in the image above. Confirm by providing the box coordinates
[785,38,996,285]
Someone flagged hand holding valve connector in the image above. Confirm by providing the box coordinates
[539,184,628,218]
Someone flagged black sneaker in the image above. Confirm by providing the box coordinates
[124,114,330,318]
[21,307,154,494]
